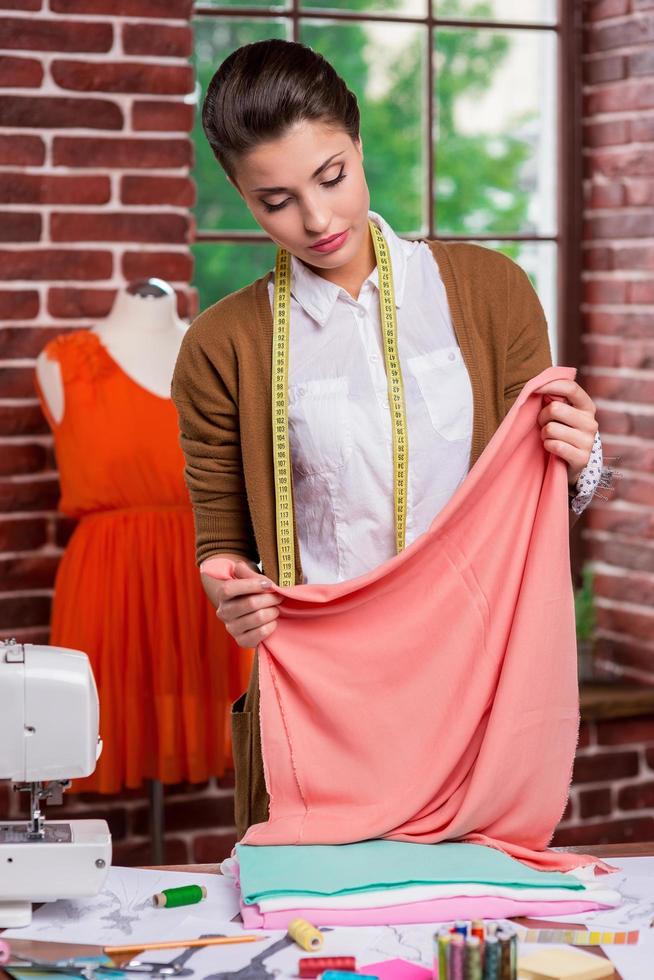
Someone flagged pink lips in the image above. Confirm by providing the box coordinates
[309,229,349,253]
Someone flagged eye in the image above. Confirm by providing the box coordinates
[263,198,290,214]
[262,166,347,213]
[323,165,347,189]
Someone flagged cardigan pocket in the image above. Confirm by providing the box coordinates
[408,345,473,443]
[288,376,353,476]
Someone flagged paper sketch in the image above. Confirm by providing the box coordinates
[2,868,240,946]
[542,857,654,930]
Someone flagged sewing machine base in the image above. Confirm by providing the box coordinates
[0,818,111,928]
[0,899,32,927]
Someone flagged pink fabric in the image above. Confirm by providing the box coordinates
[205,366,600,873]
[239,895,614,929]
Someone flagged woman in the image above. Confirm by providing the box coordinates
[171,38,604,839]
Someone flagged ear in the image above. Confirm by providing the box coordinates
[355,135,364,162]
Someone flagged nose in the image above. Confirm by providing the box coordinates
[300,194,331,236]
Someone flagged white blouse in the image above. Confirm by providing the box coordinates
[267,209,601,585]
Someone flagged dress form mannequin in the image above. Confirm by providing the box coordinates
[32,279,246,864]
[36,280,187,424]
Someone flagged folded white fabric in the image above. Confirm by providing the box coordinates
[251,881,620,912]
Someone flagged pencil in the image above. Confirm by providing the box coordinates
[104,935,268,955]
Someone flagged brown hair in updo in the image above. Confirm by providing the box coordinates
[201,38,361,186]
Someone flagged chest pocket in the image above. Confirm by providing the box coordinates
[288,376,353,476]
[407,344,473,443]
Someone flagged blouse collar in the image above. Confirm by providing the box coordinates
[278,209,414,328]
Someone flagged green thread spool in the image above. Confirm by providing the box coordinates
[153,884,208,908]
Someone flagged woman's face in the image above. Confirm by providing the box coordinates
[228,118,371,272]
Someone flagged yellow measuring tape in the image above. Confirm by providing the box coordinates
[272,218,409,587]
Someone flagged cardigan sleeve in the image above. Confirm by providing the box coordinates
[502,258,582,531]
[171,322,259,568]
[503,260,553,414]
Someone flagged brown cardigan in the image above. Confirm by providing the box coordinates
[172,240,580,578]
[171,240,581,838]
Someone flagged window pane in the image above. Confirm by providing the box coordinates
[192,241,277,313]
[302,0,425,13]
[299,18,427,234]
[434,0,556,25]
[434,27,557,237]
[192,18,287,232]
[470,240,558,360]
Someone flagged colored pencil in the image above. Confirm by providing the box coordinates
[104,935,268,955]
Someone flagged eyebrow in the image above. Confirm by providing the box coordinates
[251,152,345,193]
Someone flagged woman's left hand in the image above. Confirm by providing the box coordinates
[533,379,599,487]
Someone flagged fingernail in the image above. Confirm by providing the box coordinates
[261,579,274,590]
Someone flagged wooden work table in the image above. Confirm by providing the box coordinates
[3,843,652,979]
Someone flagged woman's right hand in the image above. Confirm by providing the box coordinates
[202,558,282,648]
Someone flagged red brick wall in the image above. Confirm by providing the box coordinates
[555,716,654,846]
[0,0,215,863]
[2,0,654,862]
[582,0,654,681]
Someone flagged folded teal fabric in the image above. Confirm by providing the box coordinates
[236,840,584,905]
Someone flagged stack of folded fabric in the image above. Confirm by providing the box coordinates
[223,840,621,929]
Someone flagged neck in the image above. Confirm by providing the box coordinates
[303,221,376,301]
[99,291,183,335]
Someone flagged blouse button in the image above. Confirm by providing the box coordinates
[448,351,456,361]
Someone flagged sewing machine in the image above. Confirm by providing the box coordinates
[0,639,112,928]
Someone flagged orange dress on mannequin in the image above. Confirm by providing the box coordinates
[35,329,251,794]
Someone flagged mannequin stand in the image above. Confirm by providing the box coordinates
[149,779,164,865]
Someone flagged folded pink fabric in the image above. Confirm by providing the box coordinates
[239,895,614,929]
[205,366,601,873]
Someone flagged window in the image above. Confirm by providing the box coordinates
[191,0,580,365]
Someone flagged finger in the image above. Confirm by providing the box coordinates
[540,420,595,453]
[534,379,595,412]
[542,438,587,471]
[220,602,280,635]
[538,401,598,434]
[222,571,275,601]
[233,619,278,649]
[222,591,283,620]
[233,604,280,634]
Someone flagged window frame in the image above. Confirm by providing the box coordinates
[192,0,582,367]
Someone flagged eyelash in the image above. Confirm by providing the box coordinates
[262,167,347,213]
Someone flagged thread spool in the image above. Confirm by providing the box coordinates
[496,932,512,980]
[471,921,485,949]
[433,929,449,980]
[482,935,499,980]
[437,931,450,980]
[508,931,517,980]
[0,941,10,966]
[465,936,482,980]
[153,884,207,908]
[299,958,356,977]
[288,918,324,952]
[449,933,465,980]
